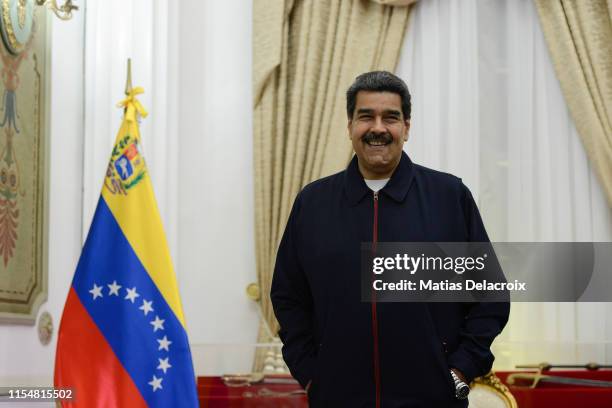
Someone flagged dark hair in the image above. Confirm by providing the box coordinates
[346,71,411,120]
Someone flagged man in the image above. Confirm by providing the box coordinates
[271,71,509,407]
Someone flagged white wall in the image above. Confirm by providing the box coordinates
[0,10,84,386]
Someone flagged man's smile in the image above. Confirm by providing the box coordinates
[362,132,393,147]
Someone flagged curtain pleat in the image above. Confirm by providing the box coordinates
[534,0,612,206]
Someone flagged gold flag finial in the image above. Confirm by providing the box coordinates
[118,59,148,123]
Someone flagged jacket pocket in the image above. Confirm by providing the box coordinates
[423,306,458,398]
[309,308,334,399]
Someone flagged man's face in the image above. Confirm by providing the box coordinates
[348,91,410,179]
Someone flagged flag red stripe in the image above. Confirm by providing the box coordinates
[54,287,147,408]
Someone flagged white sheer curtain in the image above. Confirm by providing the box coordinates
[396,0,612,369]
[83,0,179,259]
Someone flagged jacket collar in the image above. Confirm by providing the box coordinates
[344,151,416,206]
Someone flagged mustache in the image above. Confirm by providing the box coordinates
[362,132,392,144]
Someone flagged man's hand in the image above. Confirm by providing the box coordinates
[451,368,467,383]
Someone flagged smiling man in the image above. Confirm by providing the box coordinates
[271,71,509,407]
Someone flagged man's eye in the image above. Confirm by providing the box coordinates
[385,117,399,122]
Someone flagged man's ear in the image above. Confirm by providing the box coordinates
[403,120,411,142]
[347,119,352,139]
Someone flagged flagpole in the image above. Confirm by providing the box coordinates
[125,58,133,95]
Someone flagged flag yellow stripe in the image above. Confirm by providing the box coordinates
[101,119,186,327]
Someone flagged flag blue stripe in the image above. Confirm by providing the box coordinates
[72,197,198,407]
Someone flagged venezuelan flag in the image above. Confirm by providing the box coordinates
[54,88,198,407]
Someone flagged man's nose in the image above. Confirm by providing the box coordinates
[370,117,386,133]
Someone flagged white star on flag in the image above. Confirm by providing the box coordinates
[89,284,103,300]
[148,375,163,392]
[157,336,172,351]
[150,315,165,332]
[157,357,172,374]
[125,287,140,303]
[139,299,154,316]
[108,281,122,296]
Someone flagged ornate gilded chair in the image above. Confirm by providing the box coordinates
[468,372,518,408]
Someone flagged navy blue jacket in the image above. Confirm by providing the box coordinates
[271,152,510,407]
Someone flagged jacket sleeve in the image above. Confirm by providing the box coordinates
[270,194,316,388]
[447,184,510,382]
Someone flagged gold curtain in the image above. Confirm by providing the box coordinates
[534,0,612,206]
[252,0,413,368]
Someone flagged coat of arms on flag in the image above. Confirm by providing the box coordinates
[110,135,146,190]
[54,80,199,407]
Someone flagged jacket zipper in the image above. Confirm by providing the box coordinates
[371,191,381,408]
